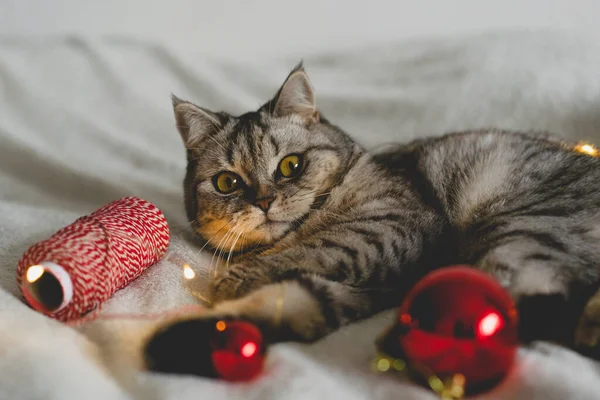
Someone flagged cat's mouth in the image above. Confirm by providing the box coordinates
[200,213,310,253]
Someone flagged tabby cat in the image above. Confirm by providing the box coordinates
[145,63,600,373]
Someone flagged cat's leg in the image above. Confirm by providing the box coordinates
[464,217,600,346]
[213,274,395,341]
[144,275,395,374]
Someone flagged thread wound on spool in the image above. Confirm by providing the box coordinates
[17,197,170,321]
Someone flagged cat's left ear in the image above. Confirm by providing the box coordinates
[172,95,223,148]
[271,62,318,123]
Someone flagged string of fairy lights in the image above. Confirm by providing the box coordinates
[574,142,599,156]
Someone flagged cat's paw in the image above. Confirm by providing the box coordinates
[574,288,600,359]
[211,266,244,302]
[211,262,270,302]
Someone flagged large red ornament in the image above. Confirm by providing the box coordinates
[211,320,266,381]
[376,266,518,397]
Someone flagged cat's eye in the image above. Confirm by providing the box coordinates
[213,172,243,194]
[278,154,304,179]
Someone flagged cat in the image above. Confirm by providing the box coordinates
[144,63,600,373]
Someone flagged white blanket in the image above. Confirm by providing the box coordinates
[2,31,600,400]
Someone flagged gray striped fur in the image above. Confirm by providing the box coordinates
[158,64,600,362]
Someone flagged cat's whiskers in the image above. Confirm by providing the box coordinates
[167,218,232,278]
[219,226,238,265]
[241,235,248,256]
[218,226,239,262]
[208,224,237,277]
[193,217,233,262]
[216,219,251,270]
[215,239,229,272]
[210,234,233,277]
[226,225,248,269]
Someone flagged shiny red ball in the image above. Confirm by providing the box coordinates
[211,320,266,382]
[383,266,518,393]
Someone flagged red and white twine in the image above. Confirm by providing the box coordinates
[17,197,170,322]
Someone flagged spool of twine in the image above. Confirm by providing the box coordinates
[16,196,170,322]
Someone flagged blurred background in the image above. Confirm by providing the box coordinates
[2,0,599,60]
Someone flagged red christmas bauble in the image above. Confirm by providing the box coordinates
[211,320,266,382]
[379,266,518,394]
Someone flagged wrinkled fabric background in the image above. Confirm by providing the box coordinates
[1,31,600,399]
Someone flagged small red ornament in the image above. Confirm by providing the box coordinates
[211,320,266,381]
[376,266,518,397]
[144,318,267,382]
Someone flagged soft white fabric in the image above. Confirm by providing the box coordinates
[1,31,600,400]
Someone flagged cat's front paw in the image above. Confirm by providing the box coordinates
[211,262,270,302]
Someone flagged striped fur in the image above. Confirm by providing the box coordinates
[147,64,600,370]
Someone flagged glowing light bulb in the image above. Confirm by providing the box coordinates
[216,320,226,332]
[183,264,196,280]
[377,358,391,372]
[26,265,45,283]
[478,312,503,337]
[575,143,598,156]
[241,342,257,358]
[392,359,405,371]
[428,376,444,392]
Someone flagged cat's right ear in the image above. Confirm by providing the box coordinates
[172,95,222,148]
[269,62,318,123]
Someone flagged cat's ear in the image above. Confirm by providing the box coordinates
[172,95,222,148]
[271,62,318,123]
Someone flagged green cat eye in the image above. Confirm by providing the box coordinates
[278,154,304,179]
[213,171,243,194]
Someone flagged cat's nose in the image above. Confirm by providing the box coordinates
[255,197,274,213]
